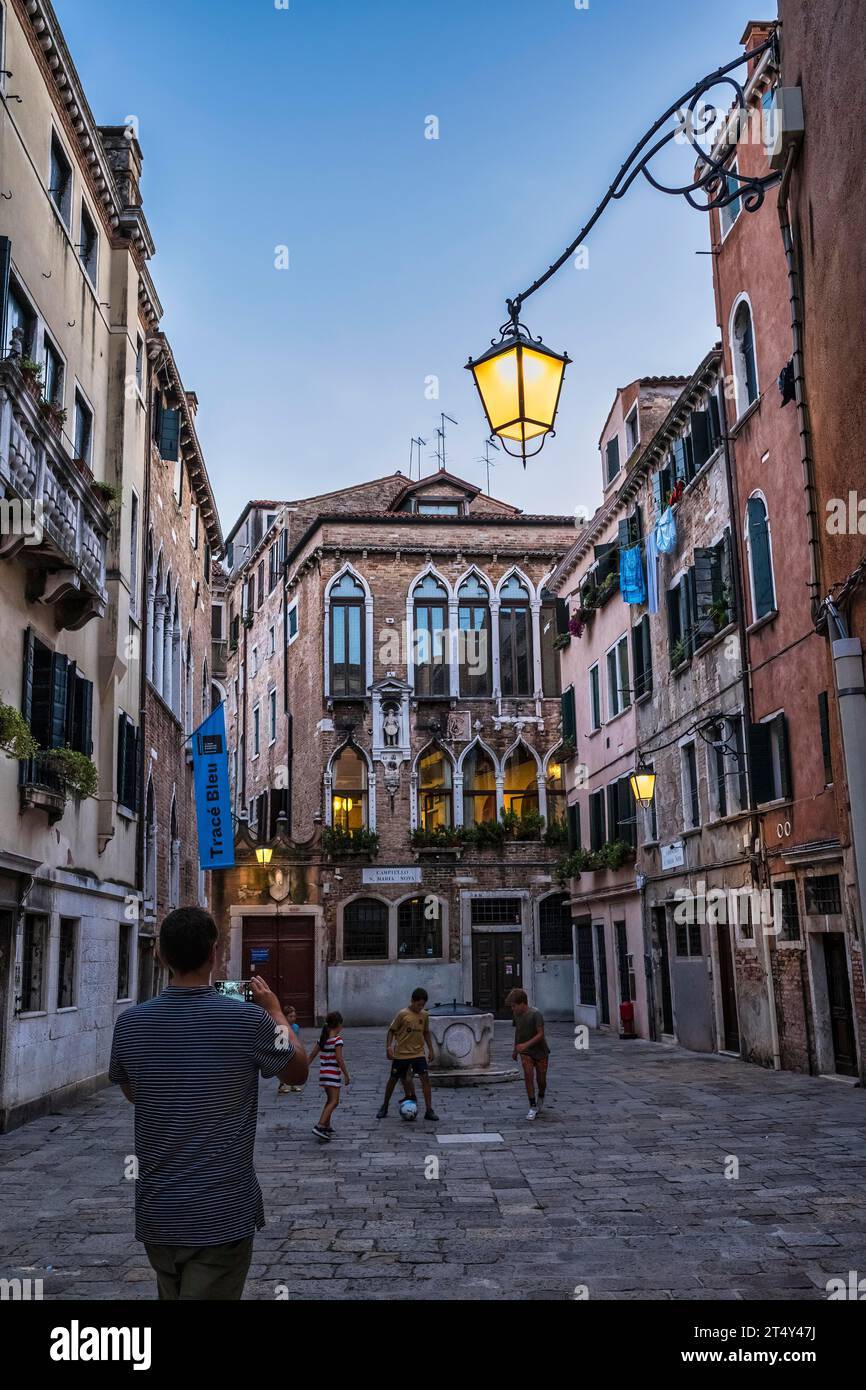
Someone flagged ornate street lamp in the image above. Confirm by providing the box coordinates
[466,315,570,467]
[255,846,274,866]
[629,759,657,811]
[466,32,785,462]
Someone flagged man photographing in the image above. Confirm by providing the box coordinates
[109,906,308,1300]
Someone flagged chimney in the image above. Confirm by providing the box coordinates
[98,125,143,209]
[185,391,199,418]
[740,21,776,76]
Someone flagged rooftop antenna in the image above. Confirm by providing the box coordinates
[409,436,427,481]
[475,437,499,494]
[437,413,458,472]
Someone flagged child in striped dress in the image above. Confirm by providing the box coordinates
[309,1012,350,1140]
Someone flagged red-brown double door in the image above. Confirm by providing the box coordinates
[242,916,315,1025]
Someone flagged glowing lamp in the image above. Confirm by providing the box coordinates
[255,846,274,866]
[466,325,570,466]
[629,761,656,811]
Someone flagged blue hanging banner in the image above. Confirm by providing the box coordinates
[191,703,235,870]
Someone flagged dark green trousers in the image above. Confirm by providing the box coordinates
[145,1237,254,1300]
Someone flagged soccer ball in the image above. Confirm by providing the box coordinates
[399,1099,418,1122]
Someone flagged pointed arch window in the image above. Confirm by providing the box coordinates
[332,745,369,832]
[499,575,533,696]
[504,744,540,818]
[540,587,562,697]
[413,574,449,696]
[746,495,776,620]
[418,745,453,829]
[457,575,491,697]
[330,572,366,697]
[462,745,497,826]
[731,298,758,416]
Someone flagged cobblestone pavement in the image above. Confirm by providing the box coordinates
[2,1023,866,1301]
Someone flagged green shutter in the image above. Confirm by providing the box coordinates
[560,686,576,743]
[567,802,580,852]
[690,410,713,471]
[775,713,791,800]
[709,392,723,446]
[21,628,35,724]
[555,598,570,636]
[159,407,180,462]
[747,497,775,617]
[49,653,69,749]
[607,784,618,841]
[641,615,653,695]
[631,621,644,698]
[721,529,737,622]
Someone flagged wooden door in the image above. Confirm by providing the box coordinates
[823,934,857,1077]
[594,923,609,1025]
[242,916,316,1025]
[655,907,674,1036]
[472,933,522,1017]
[715,922,740,1053]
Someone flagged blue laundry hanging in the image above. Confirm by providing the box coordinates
[655,506,677,554]
[620,544,646,604]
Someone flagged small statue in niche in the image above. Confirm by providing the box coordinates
[384,755,401,811]
[383,702,401,747]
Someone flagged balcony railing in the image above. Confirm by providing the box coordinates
[19,754,67,821]
[0,353,109,629]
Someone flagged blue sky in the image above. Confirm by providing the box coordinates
[54,0,767,533]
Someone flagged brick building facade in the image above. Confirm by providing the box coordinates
[705,21,865,1078]
[212,471,576,1024]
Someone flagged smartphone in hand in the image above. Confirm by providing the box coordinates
[214,980,254,1004]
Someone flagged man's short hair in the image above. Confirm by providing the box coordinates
[505,988,528,1006]
[159,907,218,974]
[411,987,429,1002]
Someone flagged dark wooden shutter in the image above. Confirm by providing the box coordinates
[652,470,663,515]
[682,572,696,656]
[818,692,833,785]
[775,713,791,799]
[607,784,619,841]
[684,431,695,482]
[709,392,723,446]
[48,653,69,749]
[618,777,636,848]
[567,802,581,852]
[690,410,713,471]
[152,392,163,444]
[666,584,681,649]
[606,436,620,484]
[68,671,93,755]
[22,628,35,724]
[159,407,180,462]
[555,598,570,635]
[673,438,687,483]
[748,722,774,804]
[632,621,645,698]
[721,529,737,621]
[743,315,758,401]
[0,237,11,351]
[693,547,718,645]
[560,686,576,743]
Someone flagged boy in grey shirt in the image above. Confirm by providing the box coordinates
[507,988,550,1120]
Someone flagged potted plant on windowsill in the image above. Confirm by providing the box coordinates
[670,638,687,670]
[43,748,99,799]
[553,632,571,651]
[0,705,38,761]
[19,358,44,398]
[409,825,464,852]
[322,826,379,858]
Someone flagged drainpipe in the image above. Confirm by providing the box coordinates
[777,145,822,618]
[282,551,293,838]
[136,354,158,901]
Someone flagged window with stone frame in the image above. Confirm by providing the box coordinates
[397,896,442,958]
[343,899,388,960]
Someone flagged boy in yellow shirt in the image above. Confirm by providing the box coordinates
[376,988,439,1121]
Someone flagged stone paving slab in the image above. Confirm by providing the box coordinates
[1,1023,865,1300]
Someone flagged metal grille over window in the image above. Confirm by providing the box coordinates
[397,897,442,959]
[539,894,572,954]
[777,880,800,941]
[804,874,842,916]
[470,897,522,926]
[343,899,388,959]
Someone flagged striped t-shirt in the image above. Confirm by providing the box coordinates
[109,985,294,1246]
[319,1034,344,1087]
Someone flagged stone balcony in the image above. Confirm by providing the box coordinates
[0,356,109,630]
